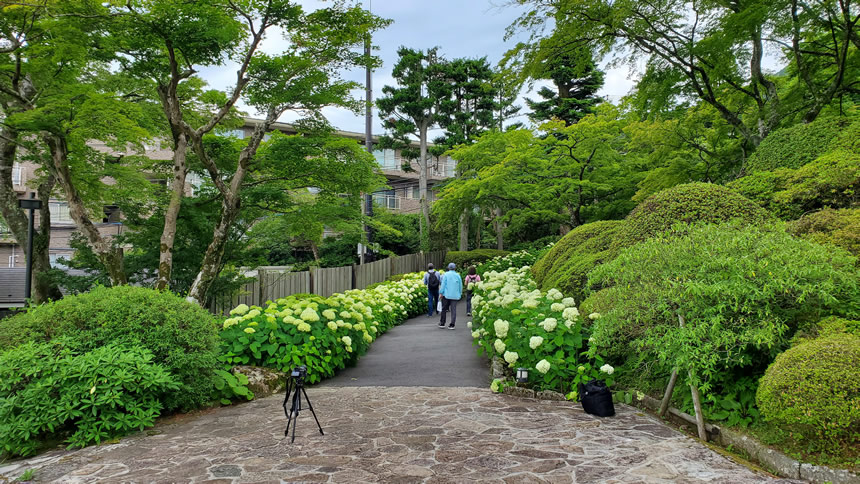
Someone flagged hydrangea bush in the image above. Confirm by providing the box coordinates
[475,246,552,276]
[219,274,426,383]
[469,266,613,395]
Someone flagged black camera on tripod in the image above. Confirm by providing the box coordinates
[283,364,323,443]
[290,365,308,381]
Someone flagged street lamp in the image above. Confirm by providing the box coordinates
[18,193,42,301]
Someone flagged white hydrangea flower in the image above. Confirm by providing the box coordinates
[600,364,614,375]
[341,336,352,346]
[494,319,510,338]
[551,302,565,313]
[522,299,539,309]
[322,309,336,320]
[230,304,250,316]
[494,339,506,354]
[327,321,338,331]
[539,318,558,332]
[563,307,580,321]
[589,312,602,320]
[471,331,481,339]
[363,333,373,343]
[503,350,519,366]
[561,297,576,307]
[536,359,551,374]
[296,322,311,332]
[547,288,563,300]
[300,307,320,322]
[529,336,544,350]
[467,321,472,329]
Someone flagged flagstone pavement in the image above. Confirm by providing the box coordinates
[0,386,798,483]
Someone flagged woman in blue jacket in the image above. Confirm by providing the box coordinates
[439,262,463,329]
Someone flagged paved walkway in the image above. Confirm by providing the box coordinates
[0,306,799,483]
[323,303,489,387]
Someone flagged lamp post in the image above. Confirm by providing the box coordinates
[18,193,42,301]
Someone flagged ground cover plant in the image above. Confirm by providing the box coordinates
[0,342,178,457]
[219,274,426,383]
[469,266,613,396]
[0,286,221,411]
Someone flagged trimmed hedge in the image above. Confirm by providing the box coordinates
[0,286,220,411]
[757,333,860,451]
[787,208,860,256]
[614,183,771,250]
[444,249,510,269]
[531,221,624,302]
[747,115,859,173]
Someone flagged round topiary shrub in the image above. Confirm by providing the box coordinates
[757,333,860,451]
[0,286,219,411]
[747,115,859,173]
[531,220,624,302]
[614,183,771,249]
[787,208,860,256]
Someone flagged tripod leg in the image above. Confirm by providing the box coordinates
[300,386,325,436]
[283,380,294,436]
[290,389,300,444]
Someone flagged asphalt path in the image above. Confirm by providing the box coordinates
[321,298,490,387]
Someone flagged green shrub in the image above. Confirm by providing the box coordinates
[531,221,624,302]
[792,316,860,345]
[476,246,551,276]
[219,273,426,383]
[757,333,860,451]
[729,150,860,220]
[0,342,178,457]
[787,208,860,256]
[614,183,771,250]
[746,115,858,173]
[587,223,860,387]
[0,286,220,411]
[445,249,510,269]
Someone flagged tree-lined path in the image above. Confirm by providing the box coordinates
[0,306,797,483]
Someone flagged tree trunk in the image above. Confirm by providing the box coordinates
[155,132,189,290]
[0,125,63,302]
[33,174,62,301]
[418,122,431,250]
[475,207,483,249]
[494,207,504,250]
[186,193,240,305]
[44,134,127,286]
[458,207,469,251]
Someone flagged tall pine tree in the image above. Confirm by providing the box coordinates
[526,54,604,125]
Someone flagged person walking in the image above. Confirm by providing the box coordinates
[463,265,481,316]
[423,263,441,317]
[439,262,463,329]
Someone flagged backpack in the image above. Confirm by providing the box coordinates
[427,271,440,290]
[578,379,615,417]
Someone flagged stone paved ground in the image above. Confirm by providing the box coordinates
[0,386,798,483]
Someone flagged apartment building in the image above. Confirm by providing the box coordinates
[0,118,457,269]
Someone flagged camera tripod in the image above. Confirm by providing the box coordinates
[282,372,324,443]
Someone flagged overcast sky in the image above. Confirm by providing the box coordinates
[199,0,639,135]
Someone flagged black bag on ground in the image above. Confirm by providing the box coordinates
[579,379,615,417]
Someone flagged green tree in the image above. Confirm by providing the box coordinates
[525,52,605,126]
[377,47,451,249]
[505,0,859,148]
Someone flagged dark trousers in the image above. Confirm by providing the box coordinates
[427,289,439,316]
[465,291,474,314]
[440,298,459,327]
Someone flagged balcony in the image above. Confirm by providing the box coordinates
[372,194,400,210]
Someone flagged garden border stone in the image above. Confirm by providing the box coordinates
[634,393,859,484]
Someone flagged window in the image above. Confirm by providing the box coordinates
[186,172,203,197]
[11,163,22,186]
[372,190,399,210]
[225,129,245,139]
[49,252,71,268]
[409,186,420,199]
[373,149,398,171]
[446,158,457,177]
[49,201,73,224]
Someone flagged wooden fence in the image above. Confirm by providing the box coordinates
[210,250,446,315]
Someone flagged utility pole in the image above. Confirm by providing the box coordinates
[361,0,375,264]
